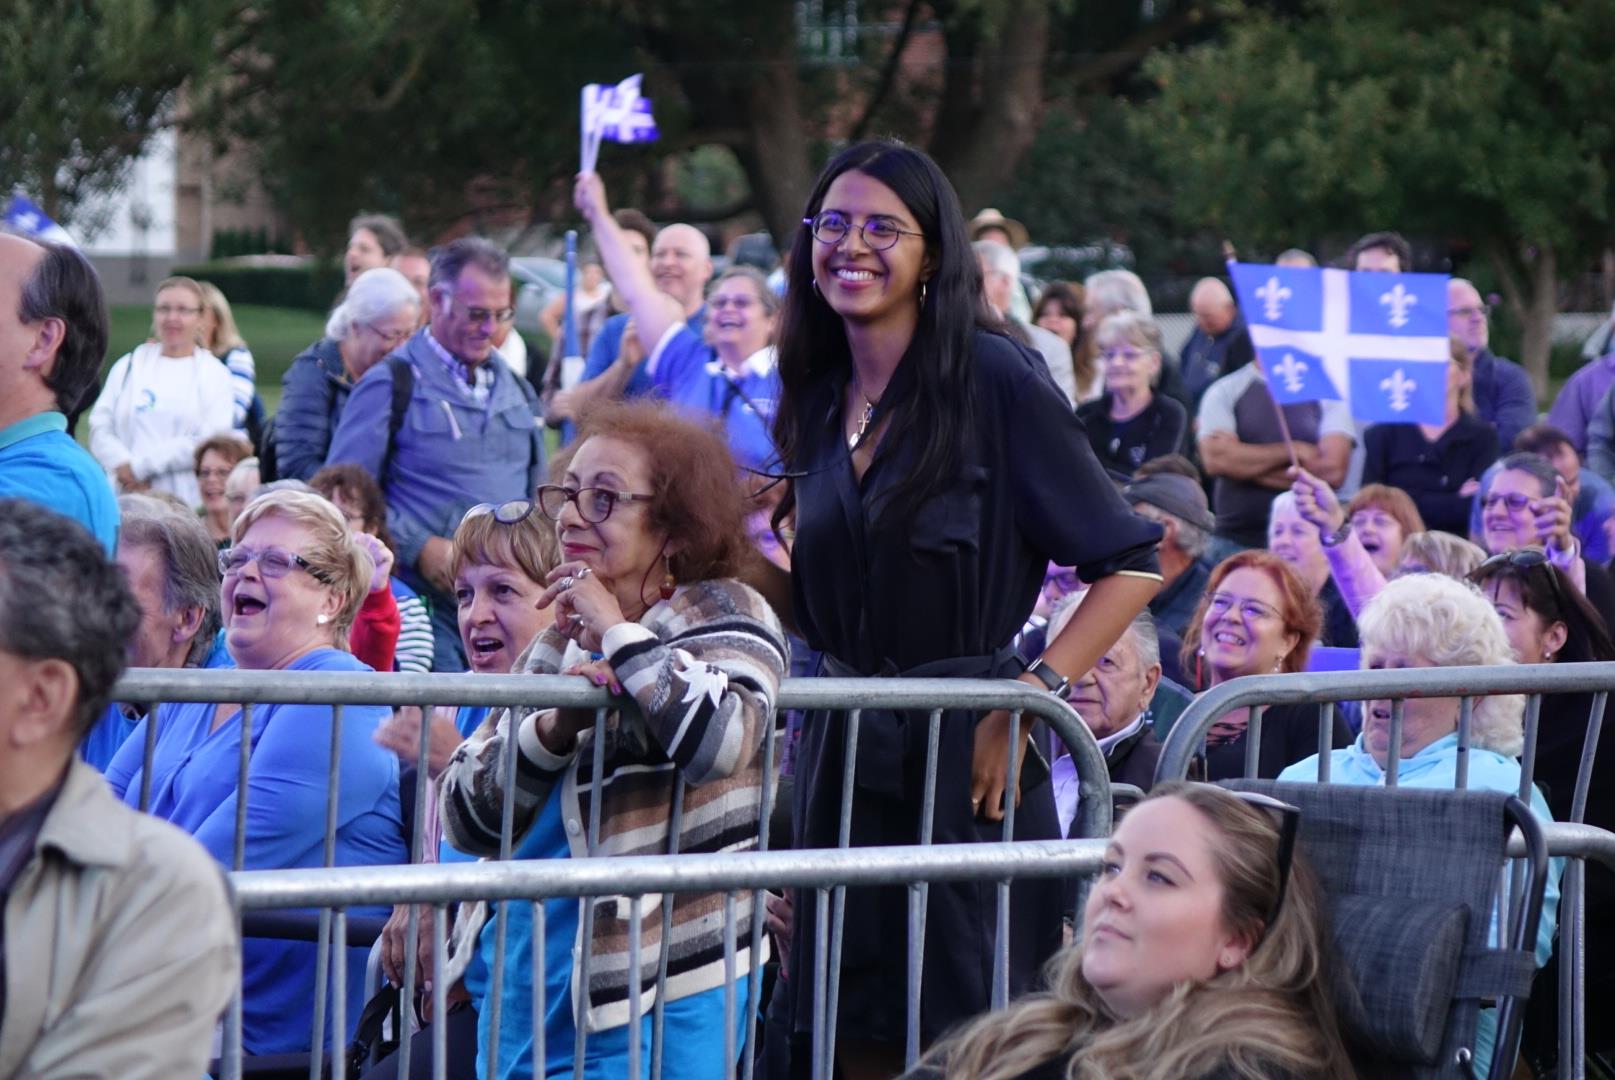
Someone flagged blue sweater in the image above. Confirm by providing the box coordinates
[274,337,351,481]
[0,411,118,554]
[105,648,407,1054]
[647,326,779,471]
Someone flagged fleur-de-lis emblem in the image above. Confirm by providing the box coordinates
[1255,276,1292,321]
[1379,283,1418,328]
[1272,353,1308,393]
[1380,368,1417,411]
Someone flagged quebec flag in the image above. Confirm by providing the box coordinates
[2,193,75,246]
[1229,262,1450,425]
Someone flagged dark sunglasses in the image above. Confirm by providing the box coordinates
[1473,548,1569,617]
[1226,789,1301,937]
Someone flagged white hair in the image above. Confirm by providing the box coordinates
[1083,269,1152,318]
[326,266,420,340]
[1049,596,1159,673]
[973,239,1021,279]
[1269,489,1301,526]
[1357,574,1525,755]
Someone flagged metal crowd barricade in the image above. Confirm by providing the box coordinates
[1155,662,1615,1080]
[112,669,1113,1080]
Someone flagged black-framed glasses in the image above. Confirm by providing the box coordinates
[1447,303,1491,320]
[802,211,925,251]
[534,484,655,524]
[1481,490,1534,514]
[1227,789,1301,935]
[1474,548,1570,617]
[219,546,331,583]
[447,297,516,326]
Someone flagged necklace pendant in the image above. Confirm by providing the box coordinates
[848,401,875,451]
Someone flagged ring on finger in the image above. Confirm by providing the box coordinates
[559,576,576,590]
[576,566,593,579]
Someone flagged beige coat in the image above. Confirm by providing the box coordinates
[0,758,240,1079]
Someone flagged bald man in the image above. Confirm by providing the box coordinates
[572,220,714,418]
[1448,277,1535,450]
[0,232,118,552]
[1178,277,1253,408]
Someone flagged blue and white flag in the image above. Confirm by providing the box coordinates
[580,74,659,172]
[1228,262,1449,424]
[2,193,75,246]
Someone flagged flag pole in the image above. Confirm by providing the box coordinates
[560,230,584,393]
[1224,239,1299,471]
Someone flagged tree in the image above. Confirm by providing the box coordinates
[1134,0,1615,393]
[0,0,226,228]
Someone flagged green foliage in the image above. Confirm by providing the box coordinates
[0,0,227,224]
[171,261,345,312]
[209,227,290,259]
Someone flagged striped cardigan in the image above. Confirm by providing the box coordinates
[439,577,787,1031]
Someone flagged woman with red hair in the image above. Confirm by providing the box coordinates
[1179,550,1350,781]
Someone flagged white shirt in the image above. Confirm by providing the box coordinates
[87,343,236,508]
[1051,713,1148,837]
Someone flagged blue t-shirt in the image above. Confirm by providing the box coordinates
[462,781,745,1079]
[104,648,408,1055]
[0,411,118,554]
[646,326,779,472]
[565,307,708,444]
[80,631,232,772]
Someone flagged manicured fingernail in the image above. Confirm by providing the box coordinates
[611,682,622,694]
[592,674,606,685]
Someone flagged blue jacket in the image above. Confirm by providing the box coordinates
[275,337,352,482]
[1471,348,1536,453]
[325,329,544,583]
[104,648,406,1054]
[0,412,118,554]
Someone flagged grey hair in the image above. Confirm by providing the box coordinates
[1095,310,1164,354]
[1494,451,1558,498]
[709,266,781,318]
[428,236,510,294]
[326,266,420,340]
[1050,598,1161,674]
[117,494,222,666]
[1083,268,1152,318]
[1132,500,1209,559]
[0,499,142,737]
[1357,573,1524,755]
[13,238,109,414]
[1269,489,1301,526]
[973,239,1021,279]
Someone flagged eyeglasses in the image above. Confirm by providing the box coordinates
[1482,490,1534,514]
[155,304,202,317]
[1205,593,1282,623]
[802,211,925,252]
[461,499,542,527]
[365,322,415,348]
[1447,304,1490,320]
[219,545,332,583]
[1475,548,1570,617]
[1099,346,1152,364]
[709,294,757,312]
[447,298,516,326]
[1226,789,1301,936]
[534,485,655,525]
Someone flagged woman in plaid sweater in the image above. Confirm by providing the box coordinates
[439,400,787,1079]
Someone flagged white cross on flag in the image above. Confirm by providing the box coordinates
[1228,262,1450,425]
[2,193,75,246]
[580,74,659,173]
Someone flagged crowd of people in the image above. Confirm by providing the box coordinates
[1,138,1612,1080]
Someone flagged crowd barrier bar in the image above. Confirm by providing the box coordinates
[1158,662,1615,1080]
[113,670,1113,1080]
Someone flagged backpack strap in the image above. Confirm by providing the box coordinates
[379,355,414,484]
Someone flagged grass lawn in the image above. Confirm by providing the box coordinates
[104,303,328,420]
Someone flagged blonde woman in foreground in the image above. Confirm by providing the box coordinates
[905,783,1354,1080]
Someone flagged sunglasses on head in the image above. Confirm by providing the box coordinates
[1225,789,1301,939]
[1475,548,1569,617]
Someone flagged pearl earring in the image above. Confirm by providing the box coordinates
[316,613,330,626]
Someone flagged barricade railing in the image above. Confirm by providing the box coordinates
[1157,662,1615,1080]
[111,670,1113,1080]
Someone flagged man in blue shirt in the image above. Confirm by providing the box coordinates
[327,238,544,671]
[0,233,118,552]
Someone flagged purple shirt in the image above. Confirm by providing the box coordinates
[1549,353,1615,455]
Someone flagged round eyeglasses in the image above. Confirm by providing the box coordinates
[219,546,331,583]
[533,486,656,524]
[802,212,924,252]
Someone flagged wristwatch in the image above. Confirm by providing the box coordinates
[1319,520,1353,547]
[1025,658,1071,698]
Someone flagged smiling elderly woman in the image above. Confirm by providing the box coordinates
[906,783,1353,1080]
[1278,572,1560,1077]
[105,488,408,1055]
[438,400,787,1080]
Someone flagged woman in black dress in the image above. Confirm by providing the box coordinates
[765,140,1163,1076]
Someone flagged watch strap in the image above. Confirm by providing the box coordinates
[1026,658,1070,697]
[1319,521,1353,547]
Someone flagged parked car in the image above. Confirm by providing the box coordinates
[511,256,568,339]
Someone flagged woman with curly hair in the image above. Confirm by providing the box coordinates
[907,783,1354,1080]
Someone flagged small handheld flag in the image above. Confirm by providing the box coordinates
[2,193,75,246]
[580,74,659,173]
[1228,262,1450,426]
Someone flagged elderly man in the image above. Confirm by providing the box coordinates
[327,237,544,672]
[1448,278,1535,451]
[1123,472,1216,640]
[1178,277,1253,408]
[976,239,1077,403]
[0,233,118,552]
[0,499,237,1078]
[1050,606,1164,835]
[80,495,225,771]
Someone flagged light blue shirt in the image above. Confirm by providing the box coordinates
[0,411,118,554]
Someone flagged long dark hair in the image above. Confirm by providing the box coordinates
[771,139,1000,528]
[1469,557,1615,664]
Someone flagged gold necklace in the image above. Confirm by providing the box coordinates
[847,370,879,451]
